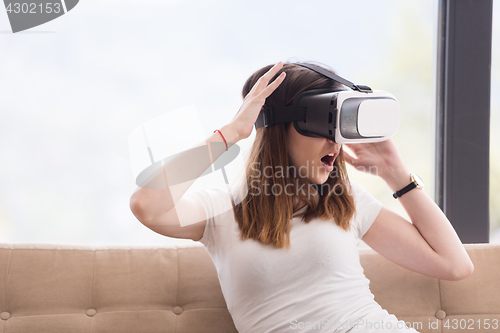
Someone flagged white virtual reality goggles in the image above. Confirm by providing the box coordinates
[254,62,400,144]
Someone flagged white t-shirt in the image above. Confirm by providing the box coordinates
[190,181,420,333]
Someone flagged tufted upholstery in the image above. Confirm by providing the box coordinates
[0,243,498,333]
[359,243,500,332]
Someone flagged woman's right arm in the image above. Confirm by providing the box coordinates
[129,61,286,241]
[129,123,240,240]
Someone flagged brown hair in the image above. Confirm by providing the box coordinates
[232,61,356,250]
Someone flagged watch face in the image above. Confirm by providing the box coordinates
[411,173,425,188]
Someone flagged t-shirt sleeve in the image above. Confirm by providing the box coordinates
[185,188,234,249]
[349,181,384,240]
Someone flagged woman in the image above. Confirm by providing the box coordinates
[130,61,474,333]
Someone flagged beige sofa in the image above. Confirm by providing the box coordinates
[0,243,498,333]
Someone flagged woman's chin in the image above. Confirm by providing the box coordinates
[317,168,331,184]
[302,167,330,185]
[309,175,330,185]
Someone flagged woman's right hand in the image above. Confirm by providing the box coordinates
[229,61,286,141]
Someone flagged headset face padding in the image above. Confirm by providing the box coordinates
[291,88,345,141]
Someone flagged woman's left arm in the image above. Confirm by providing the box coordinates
[343,139,474,281]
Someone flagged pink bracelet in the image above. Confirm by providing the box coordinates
[214,129,228,151]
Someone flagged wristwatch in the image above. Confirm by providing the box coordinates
[393,173,425,199]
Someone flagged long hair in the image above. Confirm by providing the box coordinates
[232,62,356,250]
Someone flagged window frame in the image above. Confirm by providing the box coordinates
[435,0,493,243]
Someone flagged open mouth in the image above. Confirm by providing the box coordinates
[320,152,337,172]
[321,154,335,166]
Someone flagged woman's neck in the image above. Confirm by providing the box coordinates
[292,196,307,212]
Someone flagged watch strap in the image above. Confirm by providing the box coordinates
[393,182,417,199]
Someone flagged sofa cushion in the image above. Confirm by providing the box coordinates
[0,243,499,333]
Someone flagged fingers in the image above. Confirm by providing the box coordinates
[344,143,366,150]
[342,149,357,166]
[261,61,284,84]
[250,61,285,96]
[260,72,286,99]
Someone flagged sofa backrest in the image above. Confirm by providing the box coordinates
[360,243,500,332]
[0,243,498,333]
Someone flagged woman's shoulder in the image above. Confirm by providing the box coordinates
[346,180,383,208]
[346,179,364,197]
[188,185,239,216]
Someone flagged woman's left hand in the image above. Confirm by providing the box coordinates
[342,139,410,189]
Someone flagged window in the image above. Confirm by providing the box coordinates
[0,0,466,247]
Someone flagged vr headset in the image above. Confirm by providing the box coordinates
[254,62,400,143]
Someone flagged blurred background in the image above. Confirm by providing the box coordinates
[0,0,498,247]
